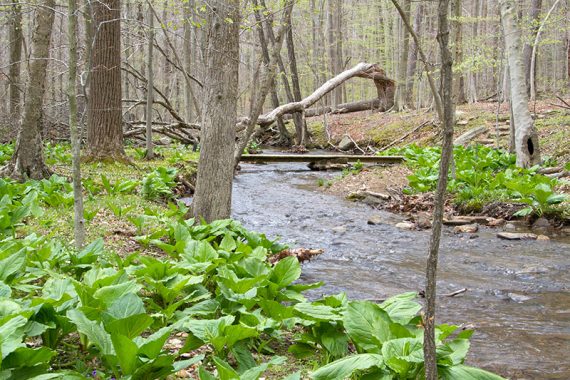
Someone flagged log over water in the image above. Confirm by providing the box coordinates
[240,154,404,164]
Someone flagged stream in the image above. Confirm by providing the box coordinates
[229,160,570,379]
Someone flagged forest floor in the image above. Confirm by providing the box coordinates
[301,99,570,230]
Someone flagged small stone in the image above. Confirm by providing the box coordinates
[454,224,479,234]
[367,216,383,225]
[532,217,551,229]
[416,213,432,229]
[395,222,415,230]
[443,218,472,226]
[457,120,469,126]
[537,235,550,241]
[338,135,355,151]
[497,232,538,240]
[504,223,517,231]
[332,226,347,233]
[347,191,365,201]
[488,218,505,227]
[507,293,532,303]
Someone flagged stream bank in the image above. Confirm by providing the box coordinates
[231,161,570,380]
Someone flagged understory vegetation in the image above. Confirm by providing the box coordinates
[0,143,505,379]
[382,144,569,219]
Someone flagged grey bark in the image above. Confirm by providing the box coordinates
[286,13,306,145]
[499,0,541,167]
[523,0,542,97]
[183,1,194,122]
[145,1,154,160]
[8,0,23,121]
[192,0,240,222]
[0,0,56,180]
[452,0,466,103]
[394,0,411,111]
[424,0,454,378]
[405,2,423,107]
[68,0,86,248]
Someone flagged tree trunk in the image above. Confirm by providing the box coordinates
[192,0,240,222]
[252,0,291,146]
[68,0,86,248]
[523,0,542,97]
[8,0,23,121]
[327,0,344,106]
[0,0,56,180]
[286,15,306,146]
[394,0,411,111]
[468,0,480,103]
[499,0,541,167]
[86,0,125,161]
[452,0,466,104]
[424,0,454,378]
[405,2,423,107]
[145,2,154,160]
[183,0,194,123]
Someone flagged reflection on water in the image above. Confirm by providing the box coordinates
[231,161,570,379]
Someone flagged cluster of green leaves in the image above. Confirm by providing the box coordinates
[141,167,178,200]
[45,142,73,165]
[383,145,568,216]
[0,179,505,379]
[0,143,14,165]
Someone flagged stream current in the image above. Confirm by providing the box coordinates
[229,161,570,379]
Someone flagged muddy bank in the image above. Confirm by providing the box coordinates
[231,161,570,379]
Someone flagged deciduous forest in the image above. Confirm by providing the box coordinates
[0,0,568,379]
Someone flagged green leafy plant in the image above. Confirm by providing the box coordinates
[142,167,178,200]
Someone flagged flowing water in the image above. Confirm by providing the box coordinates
[228,160,569,379]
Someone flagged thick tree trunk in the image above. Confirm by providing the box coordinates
[394,0,411,111]
[523,0,542,97]
[327,0,344,106]
[68,0,85,248]
[8,1,23,121]
[192,0,240,222]
[424,0,454,378]
[86,0,125,161]
[499,0,541,167]
[183,0,194,123]
[1,0,55,180]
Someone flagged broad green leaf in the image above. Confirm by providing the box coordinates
[66,310,114,355]
[439,364,506,380]
[198,366,217,380]
[344,301,392,353]
[93,281,142,305]
[311,354,384,380]
[380,292,422,324]
[2,346,55,369]
[0,250,26,282]
[0,315,28,359]
[294,303,341,322]
[111,334,138,375]
[213,356,239,380]
[106,314,153,339]
[224,324,258,347]
[106,293,145,319]
[271,256,301,287]
[220,233,237,252]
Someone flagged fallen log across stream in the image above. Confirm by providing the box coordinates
[241,154,404,164]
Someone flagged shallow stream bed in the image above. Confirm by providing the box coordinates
[231,161,570,379]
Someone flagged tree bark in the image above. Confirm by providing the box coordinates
[183,0,194,123]
[393,0,411,111]
[68,0,86,248]
[145,1,154,160]
[286,12,306,145]
[86,0,126,161]
[192,0,240,222]
[424,0,454,378]
[8,0,23,121]
[499,0,541,168]
[452,0,466,104]
[523,0,542,97]
[405,2,423,107]
[0,0,56,180]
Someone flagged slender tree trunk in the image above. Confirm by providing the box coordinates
[145,1,154,160]
[68,0,85,248]
[424,1,454,378]
[252,0,291,146]
[499,0,541,167]
[523,0,542,97]
[452,0,466,103]
[0,0,56,180]
[192,0,240,222]
[394,0,411,111]
[183,0,194,123]
[327,0,344,106]
[405,2,423,107]
[286,16,306,146]
[86,0,125,161]
[468,0,480,103]
[8,1,23,121]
